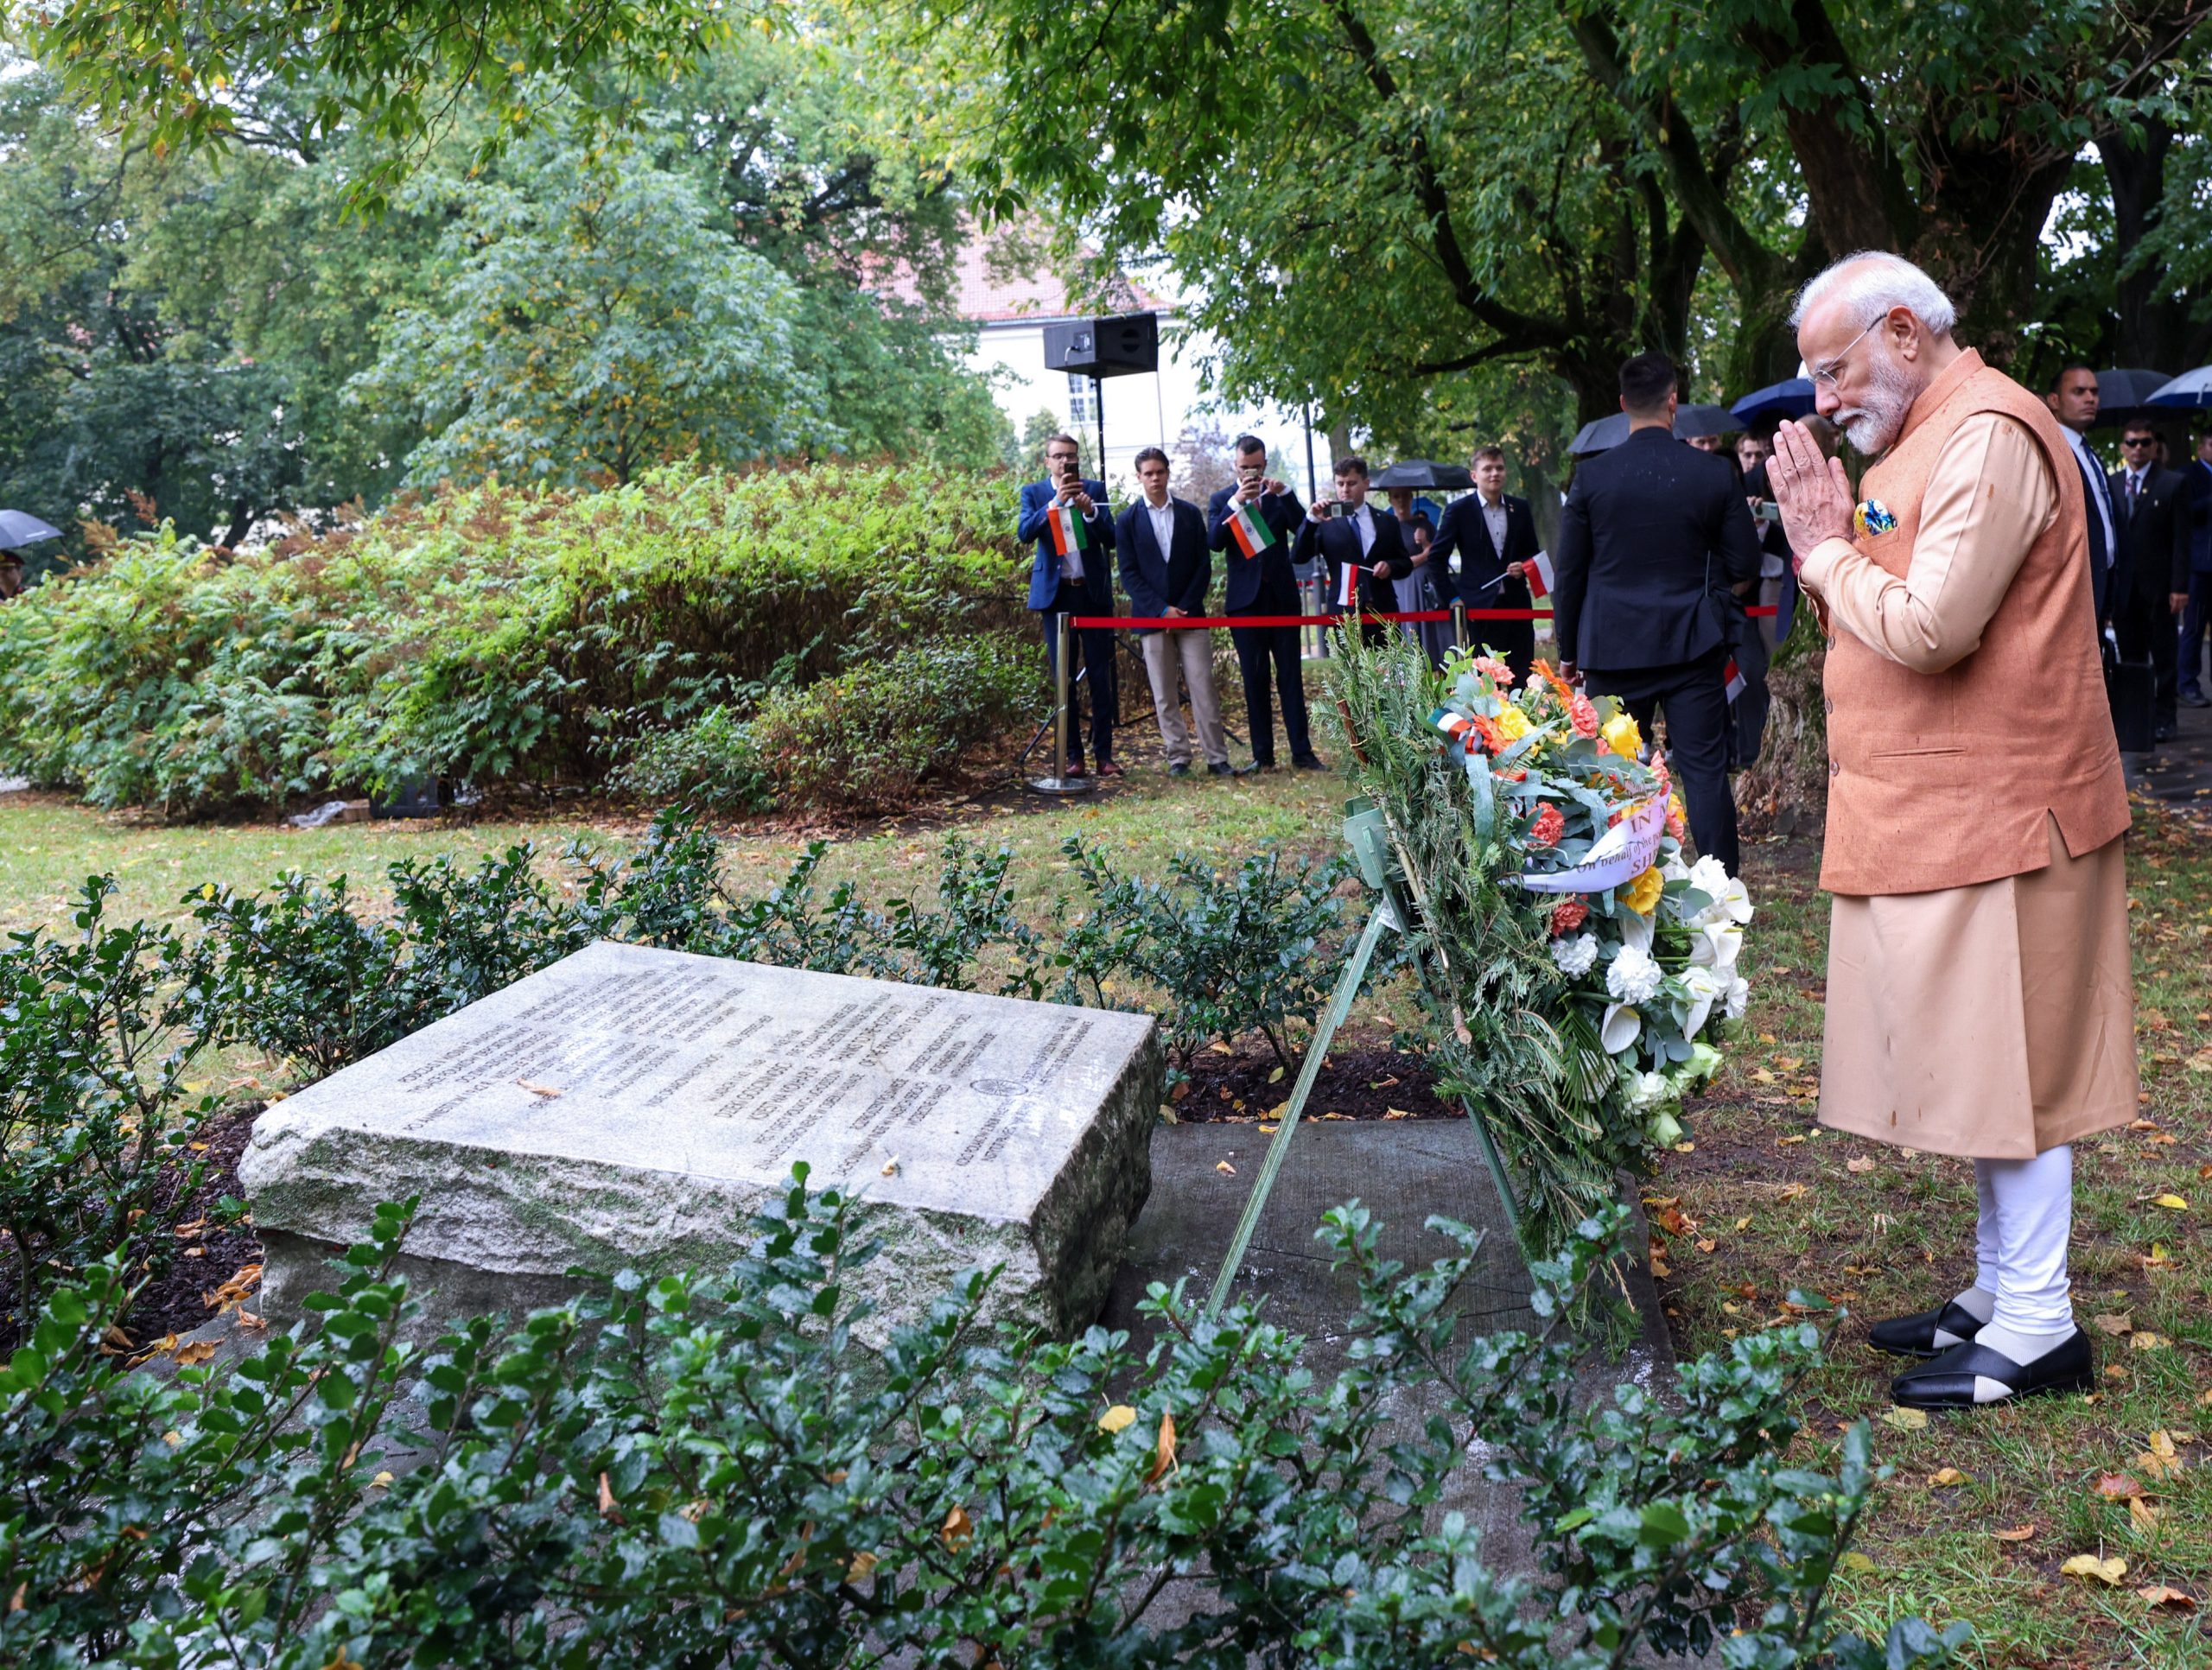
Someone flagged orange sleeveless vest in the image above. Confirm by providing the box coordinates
[1819,349,2130,896]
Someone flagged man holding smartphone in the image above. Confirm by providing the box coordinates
[1017,433,1120,778]
[1207,435,1321,772]
[1296,456,1413,649]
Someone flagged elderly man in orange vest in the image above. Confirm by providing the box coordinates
[1768,251,2136,1411]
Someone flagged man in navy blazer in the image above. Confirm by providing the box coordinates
[1017,432,1119,778]
[1428,444,1540,679]
[1208,434,1322,772]
[1116,447,1230,776]
[1554,352,1763,873]
[1295,454,1414,648]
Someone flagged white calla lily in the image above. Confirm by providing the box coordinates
[1599,1002,1643,1055]
[1689,922,1742,973]
[1679,965,1726,1038]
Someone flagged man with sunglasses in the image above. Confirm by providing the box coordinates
[2108,422,2191,739]
[2182,432,2212,707]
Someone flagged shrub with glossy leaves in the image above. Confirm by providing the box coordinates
[0,1181,1966,1669]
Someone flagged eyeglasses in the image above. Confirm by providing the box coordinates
[1808,316,1883,391]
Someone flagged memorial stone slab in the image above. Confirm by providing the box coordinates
[241,942,1161,1342]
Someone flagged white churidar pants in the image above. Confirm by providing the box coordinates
[1973,1145,2074,1335]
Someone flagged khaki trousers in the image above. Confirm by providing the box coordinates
[1139,628,1227,767]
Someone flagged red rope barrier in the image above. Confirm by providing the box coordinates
[1068,606,1778,629]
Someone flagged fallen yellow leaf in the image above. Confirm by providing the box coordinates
[1993,1524,2037,1542]
[1215,1160,1236,1175]
[941,1505,973,1552]
[2062,1553,2127,1585]
[2138,1584,2196,1610]
[2128,1496,2161,1532]
[1383,1107,1413,1121]
[847,1550,879,1582]
[2092,1312,2134,1337]
[1147,1409,1177,1484]
[172,1340,217,1367]
[1881,1406,1929,1432]
[2129,1331,2171,1350]
[1847,1155,1876,1173]
[1838,1552,1877,1573]
[1929,1467,1969,1489]
[1098,1405,1138,1434]
[2152,1194,2189,1210]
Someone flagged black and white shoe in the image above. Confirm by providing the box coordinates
[1889,1330,2094,1410]
[1866,1300,1986,1360]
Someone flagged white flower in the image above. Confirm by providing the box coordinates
[1606,943,1662,1005]
[1662,853,1693,884]
[1550,932,1599,977]
[1688,923,1742,974]
[1625,1069,1675,1111]
[1687,853,1731,900]
[1616,905,1655,955]
[1679,965,1726,1038]
[1599,1002,1642,1055]
[1724,975,1750,1021]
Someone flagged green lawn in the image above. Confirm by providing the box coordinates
[8,767,2208,1661]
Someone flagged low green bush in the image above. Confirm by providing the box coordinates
[0,881,229,1336]
[609,703,774,810]
[0,464,1030,815]
[747,633,1045,813]
[1055,835,1348,1066]
[0,1178,1965,1669]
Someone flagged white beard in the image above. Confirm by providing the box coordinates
[1835,355,1922,454]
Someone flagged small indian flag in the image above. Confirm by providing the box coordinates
[1047,503,1089,556]
[1226,502,1274,557]
[1525,550,1555,600]
[1724,659,1746,703]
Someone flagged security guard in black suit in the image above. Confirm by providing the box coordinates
[1553,352,1764,873]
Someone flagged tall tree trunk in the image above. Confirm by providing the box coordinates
[2101,118,2212,372]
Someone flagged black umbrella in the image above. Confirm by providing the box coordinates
[2091,367,2177,429]
[1569,406,1738,455]
[0,510,64,548]
[1730,378,1817,425]
[1673,403,1738,439]
[1370,459,1475,490]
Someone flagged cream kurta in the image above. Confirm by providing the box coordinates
[1802,414,2139,1159]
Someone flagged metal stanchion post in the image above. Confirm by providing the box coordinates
[1452,597,1468,654]
[1027,612,1095,797]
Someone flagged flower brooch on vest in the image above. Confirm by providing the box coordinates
[1853,498,1897,538]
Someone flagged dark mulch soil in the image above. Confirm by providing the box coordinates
[1170,1038,1462,1123]
[119,1106,265,1351]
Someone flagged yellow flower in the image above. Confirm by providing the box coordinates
[1493,705,1533,741]
[1601,712,1643,759]
[1621,865,1665,916]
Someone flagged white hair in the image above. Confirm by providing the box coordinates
[1788,251,1957,336]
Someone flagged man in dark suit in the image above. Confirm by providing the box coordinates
[2176,432,2212,707]
[1554,352,1764,873]
[2045,364,2120,632]
[2111,419,2193,740]
[1117,445,1230,777]
[1428,443,1540,679]
[1208,434,1321,773]
[1295,455,1413,650]
[1017,432,1119,778]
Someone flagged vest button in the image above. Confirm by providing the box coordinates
[1824,635,1836,651]
[1823,697,1834,715]
[1829,759,1841,778]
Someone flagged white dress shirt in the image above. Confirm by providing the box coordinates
[1479,492,1508,558]
[1145,497,1176,559]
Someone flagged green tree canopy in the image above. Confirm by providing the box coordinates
[352,135,830,486]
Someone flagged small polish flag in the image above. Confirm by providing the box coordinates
[1337,559,1357,609]
[1525,550,1554,600]
[1226,501,1274,557]
[1724,659,1746,702]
